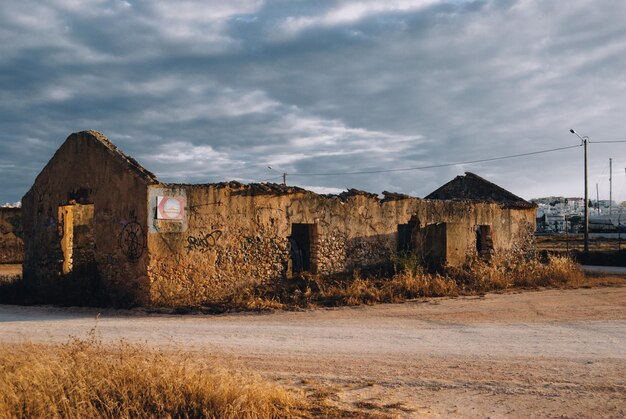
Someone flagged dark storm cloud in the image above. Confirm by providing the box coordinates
[1,0,626,203]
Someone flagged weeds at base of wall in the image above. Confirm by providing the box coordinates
[248,255,584,309]
[0,331,307,419]
[152,254,590,312]
[0,254,601,311]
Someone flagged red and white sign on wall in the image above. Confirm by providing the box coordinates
[156,196,185,220]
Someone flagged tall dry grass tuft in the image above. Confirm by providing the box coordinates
[0,333,306,418]
[380,269,458,300]
[225,254,586,309]
[511,254,585,288]
[448,253,585,292]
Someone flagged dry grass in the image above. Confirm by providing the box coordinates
[0,255,597,312]
[313,254,584,306]
[0,331,307,419]
[193,254,588,311]
[448,253,585,291]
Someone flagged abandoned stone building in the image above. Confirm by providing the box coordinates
[22,131,536,305]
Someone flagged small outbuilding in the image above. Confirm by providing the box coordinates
[22,131,536,306]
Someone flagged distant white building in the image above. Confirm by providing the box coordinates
[533,196,626,234]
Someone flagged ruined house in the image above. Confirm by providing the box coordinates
[0,207,23,264]
[22,131,536,306]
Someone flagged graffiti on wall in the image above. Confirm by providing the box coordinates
[119,213,146,262]
[185,230,222,253]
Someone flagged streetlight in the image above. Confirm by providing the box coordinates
[570,129,589,253]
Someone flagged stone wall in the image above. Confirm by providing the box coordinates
[0,208,23,264]
[146,183,536,306]
[21,131,155,305]
[21,131,536,308]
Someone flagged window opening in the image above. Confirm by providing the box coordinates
[476,225,494,260]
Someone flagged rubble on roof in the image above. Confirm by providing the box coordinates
[382,191,412,202]
[337,189,380,200]
[165,181,311,196]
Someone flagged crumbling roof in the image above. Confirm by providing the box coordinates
[78,131,159,183]
[425,172,535,209]
[165,182,387,201]
[165,181,311,196]
[337,188,379,200]
[381,191,412,202]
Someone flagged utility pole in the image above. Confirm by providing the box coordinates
[267,166,287,186]
[609,158,612,216]
[596,183,600,216]
[570,129,589,253]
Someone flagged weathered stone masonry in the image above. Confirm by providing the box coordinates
[0,207,23,264]
[146,183,534,305]
[22,131,536,306]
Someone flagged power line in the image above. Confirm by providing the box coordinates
[289,144,582,177]
[247,138,625,183]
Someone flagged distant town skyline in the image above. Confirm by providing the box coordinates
[1,0,626,203]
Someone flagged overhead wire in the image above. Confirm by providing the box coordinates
[288,144,583,177]
[252,138,626,184]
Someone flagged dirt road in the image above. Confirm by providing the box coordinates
[1,287,625,418]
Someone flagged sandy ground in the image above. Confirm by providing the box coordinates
[1,286,625,418]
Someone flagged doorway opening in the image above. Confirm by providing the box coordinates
[397,218,418,253]
[289,223,316,274]
[397,224,412,253]
[58,203,95,275]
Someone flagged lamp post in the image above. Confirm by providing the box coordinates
[570,129,589,253]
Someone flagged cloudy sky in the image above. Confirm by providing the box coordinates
[1,0,626,204]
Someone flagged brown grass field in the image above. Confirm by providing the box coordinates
[0,333,310,419]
